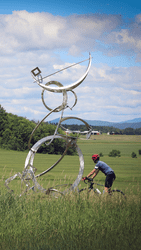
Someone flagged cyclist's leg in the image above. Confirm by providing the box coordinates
[105,173,116,193]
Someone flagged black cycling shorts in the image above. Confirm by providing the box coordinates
[105,172,116,188]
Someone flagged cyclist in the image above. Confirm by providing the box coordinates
[82,154,116,193]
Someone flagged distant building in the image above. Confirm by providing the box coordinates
[92,131,101,135]
[80,130,101,135]
[65,130,80,135]
[65,129,72,135]
[65,130,101,135]
[107,132,115,135]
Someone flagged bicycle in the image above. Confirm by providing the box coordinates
[44,177,126,199]
[79,177,126,198]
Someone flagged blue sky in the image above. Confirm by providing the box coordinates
[1,0,140,17]
[0,0,141,122]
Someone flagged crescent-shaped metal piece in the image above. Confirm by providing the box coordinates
[37,53,92,93]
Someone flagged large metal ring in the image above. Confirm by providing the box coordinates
[25,134,84,191]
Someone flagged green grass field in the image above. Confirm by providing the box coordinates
[1,134,141,194]
[0,134,141,250]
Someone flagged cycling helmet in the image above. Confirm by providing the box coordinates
[92,154,99,162]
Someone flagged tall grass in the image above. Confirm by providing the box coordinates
[1,186,141,250]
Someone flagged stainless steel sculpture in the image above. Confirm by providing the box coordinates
[5,53,92,196]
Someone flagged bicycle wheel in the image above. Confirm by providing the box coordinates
[111,189,126,200]
[78,188,97,199]
[78,188,87,193]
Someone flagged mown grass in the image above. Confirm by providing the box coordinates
[0,134,141,249]
[0,134,141,193]
[78,134,141,157]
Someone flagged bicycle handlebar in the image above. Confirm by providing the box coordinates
[84,177,93,184]
[83,177,104,186]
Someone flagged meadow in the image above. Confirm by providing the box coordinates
[0,134,141,249]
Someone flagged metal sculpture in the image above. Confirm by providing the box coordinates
[5,53,92,196]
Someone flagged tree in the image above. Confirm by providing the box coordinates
[131,152,137,158]
[0,105,8,137]
[123,128,135,135]
[99,152,104,157]
[0,105,77,155]
[108,150,121,157]
[135,128,141,135]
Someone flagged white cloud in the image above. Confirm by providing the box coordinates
[100,14,141,61]
[0,11,141,61]
[0,11,122,55]
[0,11,141,123]
[1,59,141,122]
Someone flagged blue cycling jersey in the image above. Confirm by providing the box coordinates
[95,161,114,176]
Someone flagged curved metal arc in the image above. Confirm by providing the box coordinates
[60,116,92,139]
[62,144,84,193]
[28,109,54,150]
[28,105,65,150]
[68,90,77,110]
[38,53,92,93]
[43,107,64,148]
[60,116,92,131]
[70,145,84,191]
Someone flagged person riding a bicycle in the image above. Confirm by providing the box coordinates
[82,154,116,193]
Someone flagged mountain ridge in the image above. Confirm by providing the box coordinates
[49,117,141,129]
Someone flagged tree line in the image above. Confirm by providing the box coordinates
[52,123,141,135]
[0,105,76,155]
[1,104,141,154]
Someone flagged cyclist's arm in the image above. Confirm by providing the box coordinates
[92,169,99,179]
[87,168,99,179]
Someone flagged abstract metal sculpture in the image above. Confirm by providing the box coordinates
[5,53,92,196]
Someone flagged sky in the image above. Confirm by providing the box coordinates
[0,0,141,123]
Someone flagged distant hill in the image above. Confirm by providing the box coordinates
[49,117,141,129]
[120,118,141,123]
[113,122,141,129]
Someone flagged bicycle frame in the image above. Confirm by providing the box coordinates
[79,178,104,194]
[80,177,126,198]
